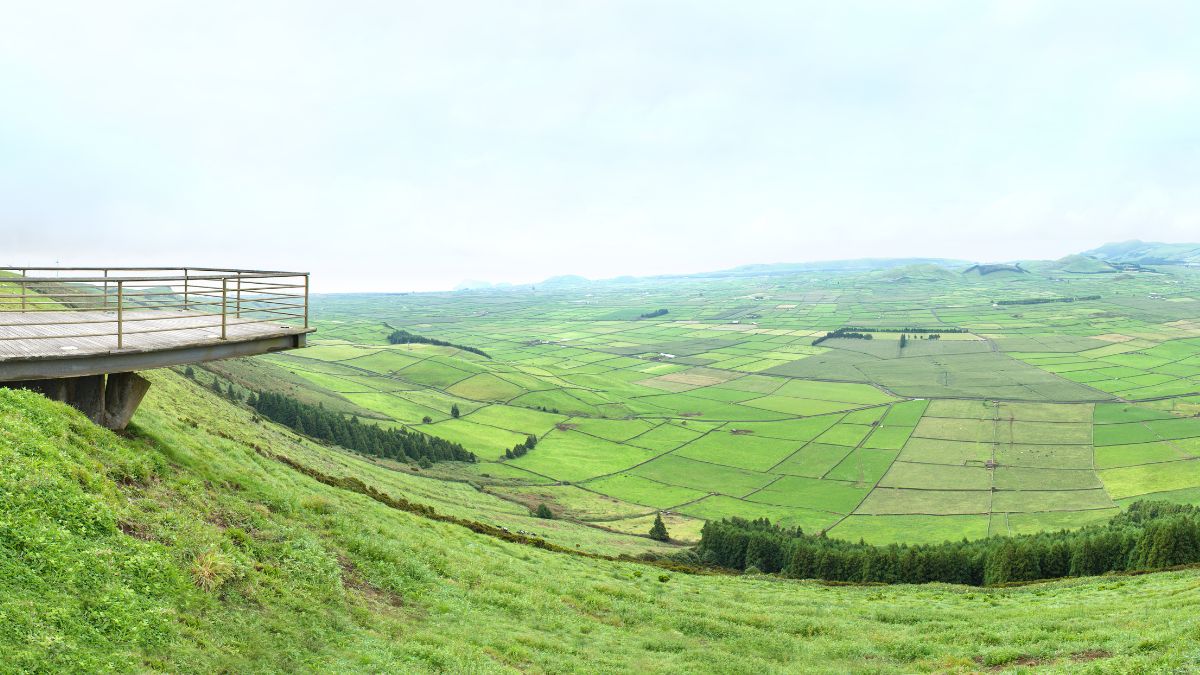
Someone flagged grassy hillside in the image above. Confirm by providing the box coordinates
[4,370,1200,672]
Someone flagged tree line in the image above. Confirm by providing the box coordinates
[387,329,489,358]
[639,309,669,319]
[842,326,967,333]
[995,295,1101,306]
[251,391,476,465]
[504,434,538,459]
[689,501,1200,586]
[812,329,873,346]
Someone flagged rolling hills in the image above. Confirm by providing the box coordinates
[5,370,1200,672]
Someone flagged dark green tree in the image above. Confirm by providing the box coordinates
[184,366,195,379]
[451,404,460,418]
[649,513,670,541]
[535,503,553,519]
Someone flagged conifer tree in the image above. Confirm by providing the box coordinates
[649,513,670,541]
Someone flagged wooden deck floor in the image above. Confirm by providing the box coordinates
[0,310,310,377]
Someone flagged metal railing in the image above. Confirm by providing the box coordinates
[0,267,309,349]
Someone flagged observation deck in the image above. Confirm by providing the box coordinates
[0,267,312,428]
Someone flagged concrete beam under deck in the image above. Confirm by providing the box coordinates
[0,331,309,429]
[0,332,307,382]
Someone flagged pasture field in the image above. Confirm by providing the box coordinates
[245,263,1200,545]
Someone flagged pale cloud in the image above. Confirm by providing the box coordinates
[1,1,1198,291]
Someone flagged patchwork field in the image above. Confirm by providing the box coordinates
[249,263,1200,545]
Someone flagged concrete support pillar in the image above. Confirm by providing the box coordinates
[103,372,151,430]
[2,372,151,430]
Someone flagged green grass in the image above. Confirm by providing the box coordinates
[508,430,662,482]
[582,473,708,509]
[829,514,991,545]
[630,454,775,496]
[745,475,870,513]
[672,432,800,472]
[771,443,856,478]
[856,488,992,515]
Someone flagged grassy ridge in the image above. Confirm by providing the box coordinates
[3,371,1200,671]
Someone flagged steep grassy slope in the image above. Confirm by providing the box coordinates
[3,371,1200,672]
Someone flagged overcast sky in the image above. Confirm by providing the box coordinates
[3,1,1199,292]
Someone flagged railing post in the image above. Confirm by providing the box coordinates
[183,268,189,311]
[304,274,309,328]
[236,274,242,318]
[103,269,109,309]
[117,280,124,349]
[19,269,25,311]
[221,277,228,340]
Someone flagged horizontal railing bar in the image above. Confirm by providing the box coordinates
[1,273,307,283]
[2,283,307,295]
[0,311,228,327]
[0,304,305,323]
[0,313,303,337]
[0,267,303,275]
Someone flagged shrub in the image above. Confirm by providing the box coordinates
[191,550,235,592]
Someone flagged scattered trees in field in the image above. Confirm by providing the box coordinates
[692,501,1200,586]
[813,329,873,346]
[843,326,967,334]
[639,309,669,319]
[814,326,960,346]
[649,513,670,542]
[505,435,538,459]
[995,295,1101,306]
[252,391,476,464]
[387,328,489,358]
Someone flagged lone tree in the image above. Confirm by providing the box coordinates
[451,404,461,418]
[649,513,670,541]
[184,366,195,379]
[535,503,553,519]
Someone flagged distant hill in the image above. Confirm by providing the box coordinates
[693,258,968,279]
[962,262,1027,277]
[1021,254,1118,275]
[1083,240,1200,266]
[872,263,960,282]
[446,243,1198,292]
[454,279,495,291]
[539,274,590,287]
